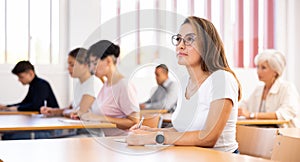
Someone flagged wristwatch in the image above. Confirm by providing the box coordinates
[155,131,165,145]
[249,112,255,119]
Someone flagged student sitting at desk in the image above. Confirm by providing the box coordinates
[127,16,241,153]
[82,40,140,136]
[238,50,300,127]
[40,48,102,118]
[0,61,61,140]
[139,64,178,113]
[0,61,59,112]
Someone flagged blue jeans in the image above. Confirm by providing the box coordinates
[233,148,240,154]
[2,130,63,140]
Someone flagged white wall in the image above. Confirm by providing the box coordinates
[234,68,261,100]
[286,0,300,93]
[0,66,28,103]
[69,0,101,49]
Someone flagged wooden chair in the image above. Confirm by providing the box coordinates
[138,110,167,128]
[271,133,300,162]
[236,125,278,159]
[130,113,162,128]
[141,113,162,128]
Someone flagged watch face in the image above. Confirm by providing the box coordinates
[156,134,165,144]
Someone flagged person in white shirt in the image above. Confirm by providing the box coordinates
[126,16,242,153]
[238,49,300,127]
[41,48,102,118]
[140,64,178,112]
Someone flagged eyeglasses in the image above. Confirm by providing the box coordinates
[171,33,196,46]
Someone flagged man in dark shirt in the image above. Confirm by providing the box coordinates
[0,61,59,112]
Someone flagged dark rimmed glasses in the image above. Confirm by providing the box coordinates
[171,33,196,46]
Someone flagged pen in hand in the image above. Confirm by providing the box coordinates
[42,100,48,117]
[137,115,144,128]
[44,100,47,107]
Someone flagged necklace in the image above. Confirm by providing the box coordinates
[185,74,209,100]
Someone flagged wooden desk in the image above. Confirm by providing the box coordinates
[140,109,168,114]
[0,110,39,115]
[236,119,289,125]
[162,113,289,126]
[0,137,272,162]
[0,114,116,131]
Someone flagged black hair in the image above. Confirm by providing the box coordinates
[87,40,120,64]
[156,64,169,74]
[68,48,88,64]
[12,60,35,75]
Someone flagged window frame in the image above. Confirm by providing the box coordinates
[0,0,66,69]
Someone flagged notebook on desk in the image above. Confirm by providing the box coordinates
[58,118,101,124]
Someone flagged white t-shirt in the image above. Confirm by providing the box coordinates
[72,76,102,110]
[172,70,239,152]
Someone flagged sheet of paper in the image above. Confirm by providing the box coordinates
[58,118,83,124]
[113,138,127,143]
[59,118,102,124]
[238,116,246,120]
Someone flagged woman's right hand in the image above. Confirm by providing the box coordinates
[70,111,80,120]
[0,104,7,110]
[70,109,89,120]
[238,108,250,118]
[40,107,55,117]
[129,124,152,131]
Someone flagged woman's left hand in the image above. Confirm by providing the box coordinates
[126,131,156,146]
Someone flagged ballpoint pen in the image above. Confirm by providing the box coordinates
[43,100,48,117]
[137,115,144,128]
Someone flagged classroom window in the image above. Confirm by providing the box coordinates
[139,0,156,48]
[0,0,5,63]
[177,0,189,17]
[1,0,59,64]
[100,0,117,25]
[193,0,205,19]
[231,0,275,67]
[119,0,137,60]
[96,0,276,67]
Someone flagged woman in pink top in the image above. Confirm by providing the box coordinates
[84,40,140,136]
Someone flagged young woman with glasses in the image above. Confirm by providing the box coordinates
[127,16,241,154]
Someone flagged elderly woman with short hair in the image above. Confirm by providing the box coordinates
[238,49,300,127]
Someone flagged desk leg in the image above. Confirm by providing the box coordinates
[30,132,35,139]
[0,133,2,140]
